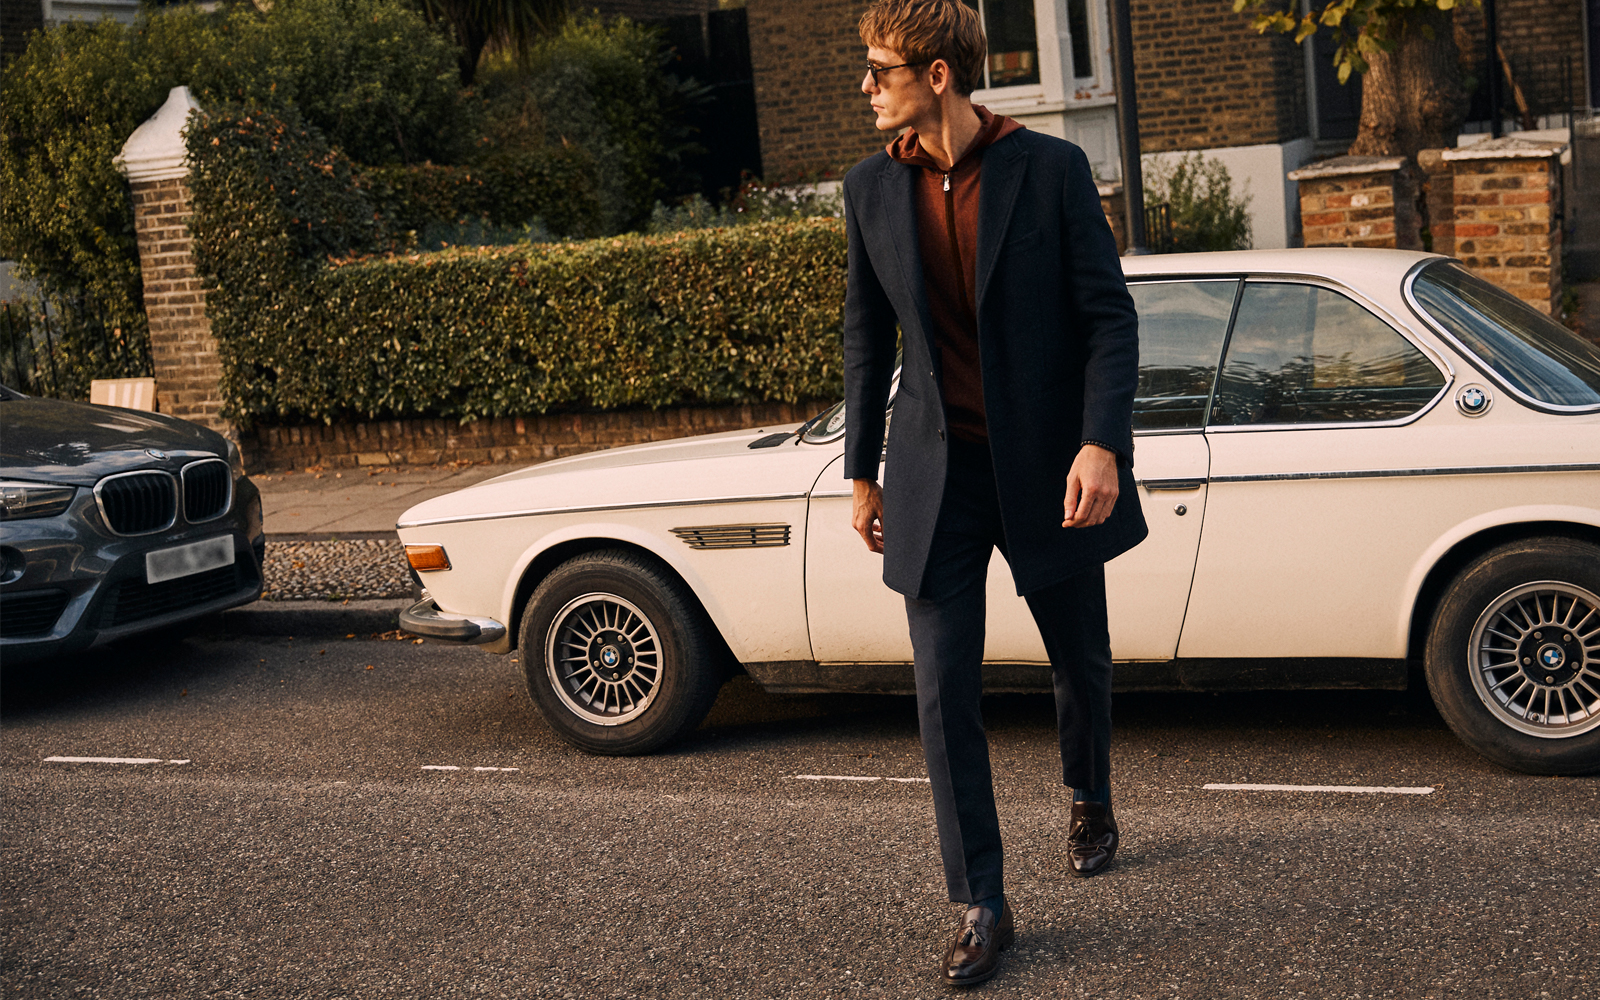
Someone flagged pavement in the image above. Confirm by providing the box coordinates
[254,461,520,539]
[227,461,529,638]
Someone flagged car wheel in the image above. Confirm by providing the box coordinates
[1424,537,1600,775]
[518,549,724,756]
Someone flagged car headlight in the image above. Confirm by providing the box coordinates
[225,439,245,478]
[0,481,77,520]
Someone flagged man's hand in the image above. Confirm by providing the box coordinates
[852,478,884,553]
[1063,444,1119,528]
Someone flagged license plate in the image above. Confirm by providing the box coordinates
[146,535,234,585]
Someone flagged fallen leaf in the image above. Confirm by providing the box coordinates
[366,664,374,670]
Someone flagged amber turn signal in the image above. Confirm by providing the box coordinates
[405,544,451,572]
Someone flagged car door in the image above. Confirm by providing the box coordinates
[803,277,1237,666]
[1177,278,1452,660]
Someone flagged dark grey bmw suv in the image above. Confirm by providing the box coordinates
[0,385,265,663]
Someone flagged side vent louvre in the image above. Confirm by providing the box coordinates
[670,523,791,550]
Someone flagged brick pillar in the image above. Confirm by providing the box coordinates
[1097,180,1127,254]
[113,87,231,436]
[1441,137,1567,316]
[1416,148,1455,258]
[1287,156,1414,248]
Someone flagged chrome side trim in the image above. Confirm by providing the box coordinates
[395,491,809,530]
[1210,462,1600,485]
[670,523,791,549]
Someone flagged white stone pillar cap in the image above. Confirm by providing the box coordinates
[1440,136,1568,161]
[1287,155,1407,181]
[114,86,202,183]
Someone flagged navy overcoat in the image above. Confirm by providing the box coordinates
[842,128,1148,598]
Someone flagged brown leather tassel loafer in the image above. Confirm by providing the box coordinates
[940,899,1014,987]
[1067,800,1119,876]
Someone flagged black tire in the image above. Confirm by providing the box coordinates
[518,549,724,756]
[1424,537,1600,775]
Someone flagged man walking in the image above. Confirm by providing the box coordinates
[842,0,1146,986]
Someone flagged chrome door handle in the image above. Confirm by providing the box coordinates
[1141,479,1206,491]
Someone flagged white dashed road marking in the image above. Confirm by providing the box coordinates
[45,757,190,765]
[421,765,520,772]
[791,774,931,784]
[1204,783,1434,795]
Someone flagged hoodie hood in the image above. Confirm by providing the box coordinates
[887,104,1024,171]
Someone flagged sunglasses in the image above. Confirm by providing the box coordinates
[865,61,927,83]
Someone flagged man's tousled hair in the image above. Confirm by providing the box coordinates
[859,0,986,96]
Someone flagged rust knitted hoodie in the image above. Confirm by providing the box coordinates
[887,105,1025,442]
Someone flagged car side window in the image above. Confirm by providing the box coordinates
[1209,282,1445,427]
[1129,279,1238,431]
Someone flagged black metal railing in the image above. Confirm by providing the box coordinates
[0,298,153,398]
[1147,202,1175,254]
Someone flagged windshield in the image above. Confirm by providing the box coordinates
[801,353,902,445]
[1410,261,1600,410]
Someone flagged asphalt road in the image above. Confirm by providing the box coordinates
[3,633,1597,1000]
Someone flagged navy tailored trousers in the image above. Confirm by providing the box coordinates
[905,435,1115,904]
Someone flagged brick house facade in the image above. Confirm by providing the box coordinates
[746,0,1317,248]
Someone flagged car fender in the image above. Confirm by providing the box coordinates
[1396,503,1600,650]
[495,509,814,665]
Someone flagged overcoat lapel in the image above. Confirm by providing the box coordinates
[876,158,940,373]
[974,139,1029,312]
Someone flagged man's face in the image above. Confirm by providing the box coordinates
[863,45,935,132]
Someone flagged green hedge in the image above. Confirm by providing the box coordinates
[213,219,847,425]
[360,151,602,241]
[186,102,846,428]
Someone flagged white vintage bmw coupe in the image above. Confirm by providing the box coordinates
[397,250,1600,775]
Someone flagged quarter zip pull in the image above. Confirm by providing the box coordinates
[943,172,951,192]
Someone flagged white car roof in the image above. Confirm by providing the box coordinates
[1119,248,1443,283]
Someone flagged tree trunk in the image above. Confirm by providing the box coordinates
[1348,5,1471,159]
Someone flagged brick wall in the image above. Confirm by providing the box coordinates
[747,0,880,180]
[1454,0,1586,124]
[129,176,229,434]
[241,399,834,473]
[1446,142,1563,315]
[1130,0,1306,152]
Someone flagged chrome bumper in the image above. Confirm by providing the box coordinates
[400,597,507,645]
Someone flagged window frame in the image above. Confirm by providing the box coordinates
[1201,275,1455,435]
[1402,259,1600,416]
[1126,276,1243,436]
[968,0,1116,116]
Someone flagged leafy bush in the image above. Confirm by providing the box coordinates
[1143,153,1253,253]
[195,213,847,426]
[0,0,469,393]
[647,177,844,235]
[360,150,603,243]
[482,16,707,235]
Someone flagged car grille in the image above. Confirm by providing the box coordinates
[0,589,71,638]
[182,460,231,522]
[98,559,258,628]
[97,472,177,535]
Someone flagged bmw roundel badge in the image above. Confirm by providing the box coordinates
[1455,384,1492,417]
[146,448,167,459]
